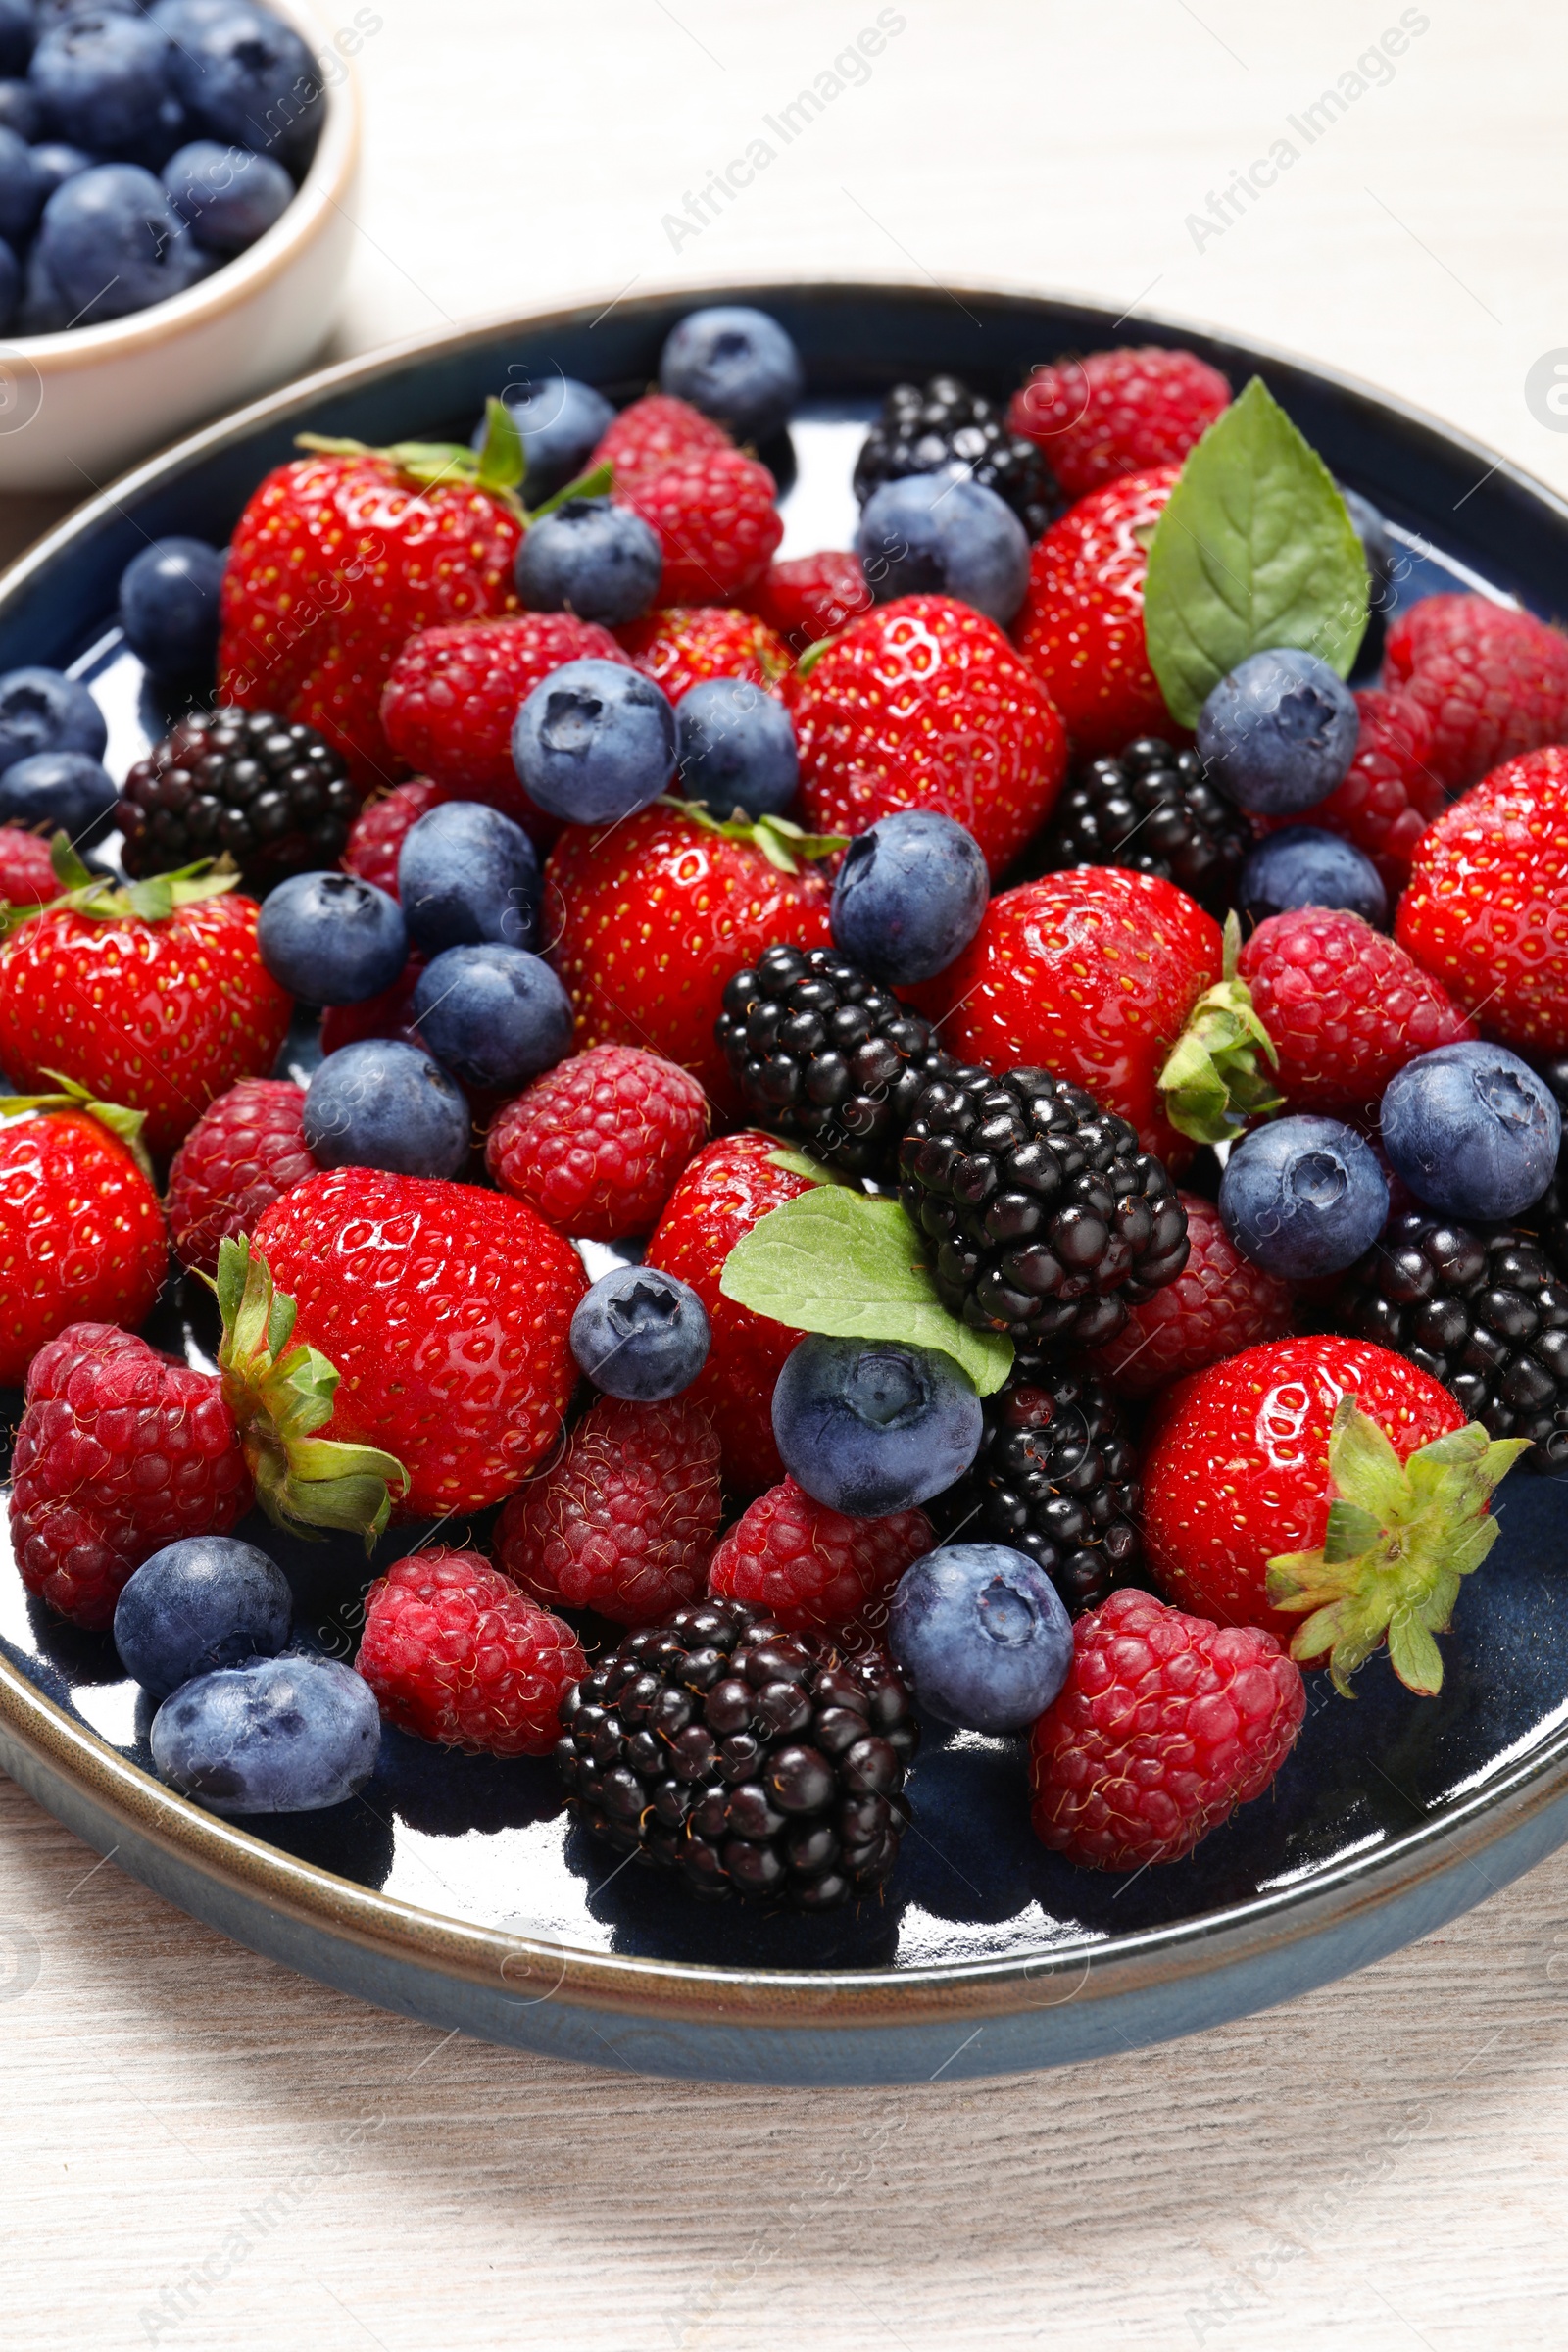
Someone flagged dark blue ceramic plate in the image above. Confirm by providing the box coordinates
[1,285,1565,2087]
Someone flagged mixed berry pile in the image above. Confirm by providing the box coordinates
[1,306,1565,1908]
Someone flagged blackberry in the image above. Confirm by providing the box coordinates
[557,1597,919,1910]
[716,943,954,1180]
[1333,1211,1568,1471]
[852,374,1057,541]
[121,709,358,893]
[898,1065,1189,1348]
[1026,738,1252,915]
[955,1363,1143,1615]
[1518,1054,1568,1281]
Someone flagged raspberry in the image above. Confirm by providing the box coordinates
[1027,1588,1305,1869]
[1238,906,1476,1116]
[485,1043,709,1241]
[1383,593,1568,794]
[616,605,790,703]
[616,445,783,607]
[706,1479,934,1642]
[496,1396,722,1626]
[379,614,631,826]
[1264,688,1446,894]
[1008,347,1231,500]
[1083,1191,1293,1399]
[165,1078,318,1276]
[341,777,453,897]
[749,552,872,652]
[593,392,731,489]
[0,826,58,907]
[318,956,423,1057]
[8,1325,252,1629]
[356,1546,585,1757]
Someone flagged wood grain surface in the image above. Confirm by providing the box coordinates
[5,3,1568,2344]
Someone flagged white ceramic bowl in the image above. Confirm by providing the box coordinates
[0,0,361,493]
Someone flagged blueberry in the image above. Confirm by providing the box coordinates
[147,0,246,37]
[397,800,541,955]
[29,140,94,205]
[257,870,409,1004]
[164,137,291,253]
[0,3,31,77]
[38,163,203,321]
[0,82,40,141]
[659,304,804,442]
[114,1535,292,1699]
[0,123,43,244]
[675,675,798,821]
[303,1038,470,1181]
[30,11,172,154]
[1380,1042,1561,1223]
[1238,825,1388,929]
[0,749,117,841]
[1219,1114,1389,1278]
[512,498,662,629]
[512,658,676,827]
[0,666,106,772]
[1198,648,1359,816]
[856,472,1030,629]
[830,808,988,985]
[570,1265,711,1401]
[18,242,69,332]
[150,1654,381,1815]
[411,943,572,1091]
[470,373,614,505]
[771,1334,984,1517]
[118,535,225,675]
[0,228,19,332]
[887,1543,1072,1734]
[166,4,322,161]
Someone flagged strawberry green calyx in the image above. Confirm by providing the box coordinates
[213,1235,409,1549]
[296,403,613,526]
[658,796,848,875]
[1265,1396,1530,1698]
[793,632,841,681]
[0,833,239,938]
[0,1069,154,1182]
[1157,909,1283,1146]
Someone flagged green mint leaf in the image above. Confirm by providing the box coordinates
[719,1187,1013,1396]
[1143,375,1369,728]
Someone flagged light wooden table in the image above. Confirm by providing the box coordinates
[6,3,1568,2344]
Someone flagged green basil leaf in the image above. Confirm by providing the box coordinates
[1143,375,1369,728]
[719,1187,1013,1396]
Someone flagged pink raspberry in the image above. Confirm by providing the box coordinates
[707,1479,933,1642]
[341,777,453,897]
[165,1079,317,1276]
[615,446,783,607]
[1383,593,1568,794]
[1238,906,1476,1116]
[592,392,731,489]
[1008,346,1231,499]
[356,1546,584,1757]
[0,826,58,907]
[485,1043,709,1242]
[1084,1192,1293,1399]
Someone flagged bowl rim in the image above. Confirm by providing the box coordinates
[4,276,1568,2034]
[3,0,362,369]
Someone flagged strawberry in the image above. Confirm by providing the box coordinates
[616,444,783,607]
[616,605,790,704]
[0,852,292,1158]
[1011,465,1180,756]
[792,593,1068,878]
[0,1078,166,1384]
[1237,906,1475,1117]
[749,551,872,652]
[1382,593,1568,795]
[644,1130,819,1493]
[1140,1335,1526,1692]
[545,801,834,1108]
[1008,347,1231,500]
[1396,745,1568,1053]
[0,826,58,909]
[592,392,732,488]
[251,1167,585,1517]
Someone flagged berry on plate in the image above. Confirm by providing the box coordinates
[706,1477,933,1642]
[675,676,799,821]
[591,391,732,488]
[472,375,613,505]
[1382,593,1568,795]
[1197,647,1359,815]
[0,825,59,909]
[1011,465,1179,756]
[749,551,871,651]
[412,944,572,1093]
[357,1547,585,1757]
[496,1393,722,1626]
[1083,1191,1293,1400]
[771,1334,983,1518]
[569,1266,710,1402]
[341,777,454,896]
[151,1655,381,1814]
[398,800,540,956]
[0,1076,165,1382]
[1028,1588,1304,1870]
[854,374,1055,540]
[1280,687,1445,895]
[960,1362,1144,1614]
[1236,906,1474,1117]
[513,498,662,629]
[855,473,1030,628]
[829,809,989,988]
[615,441,783,608]
[170,1082,315,1290]
[1008,346,1231,501]
[1379,1042,1560,1223]
[114,1535,292,1698]
[258,869,409,1004]
[512,658,676,827]
[1219,1113,1389,1279]
[1029,735,1250,919]
[660,304,804,443]
[1238,826,1387,930]
[303,1037,471,1180]
[888,1542,1073,1733]
[119,709,358,894]
[618,603,790,705]
[0,751,118,844]
[485,1042,708,1242]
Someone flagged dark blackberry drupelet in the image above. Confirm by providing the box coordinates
[557,1597,919,1909]
[955,1363,1144,1616]
[716,942,955,1180]
[1518,1054,1568,1281]
[1026,737,1253,915]
[1333,1211,1568,1471]
[120,709,358,893]
[852,375,1057,540]
[898,1065,1189,1348]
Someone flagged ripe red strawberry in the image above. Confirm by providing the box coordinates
[485,1042,708,1241]
[1083,1191,1292,1400]
[1260,687,1446,894]
[1396,745,1568,1053]
[219,436,524,792]
[592,392,732,488]
[1382,593,1568,795]
[0,1084,166,1383]
[1008,347,1231,501]
[0,865,293,1158]
[545,802,833,1108]
[356,1547,585,1757]
[616,605,790,703]
[792,593,1068,878]
[909,866,1222,1166]
[341,777,455,895]
[379,612,631,831]
[616,444,783,606]
[749,551,872,651]
[0,827,58,908]
[707,1478,934,1643]
[495,1395,722,1626]
[318,955,424,1057]
[1237,906,1475,1117]
[1012,465,1180,756]
[252,1167,585,1516]
[1028,1588,1304,1870]
[165,1078,317,1276]
[645,1131,818,1493]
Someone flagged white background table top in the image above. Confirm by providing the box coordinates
[5,3,1568,2344]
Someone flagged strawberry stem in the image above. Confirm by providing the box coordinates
[0,1069,154,1182]
[1157,910,1282,1145]
[0,833,240,939]
[657,796,848,875]
[295,409,613,528]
